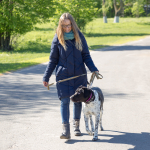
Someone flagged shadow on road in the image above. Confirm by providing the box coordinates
[100,130,150,150]
[0,64,94,117]
[65,130,150,150]
[0,78,59,117]
[85,33,150,37]
[91,45,150,51]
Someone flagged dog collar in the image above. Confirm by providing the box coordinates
[86,93,92,102]
[85,91,95,104]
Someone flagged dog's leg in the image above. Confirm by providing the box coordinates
[89,115,94,134]
[84,114,93,136]
[99,107,104,131]
[92,114,100,141]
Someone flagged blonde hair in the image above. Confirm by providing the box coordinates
[56,13,82,51]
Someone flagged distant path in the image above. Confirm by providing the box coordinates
[0,36,150,150]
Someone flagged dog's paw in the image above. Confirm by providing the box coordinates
[92,136,98,141]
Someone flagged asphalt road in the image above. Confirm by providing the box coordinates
[0,36,150,150]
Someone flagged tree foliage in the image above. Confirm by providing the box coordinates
[101,0,112,16]
[52,0,99,30]
[131,0,145,17]
[1,0,150,51]
[124,0,133,16]
[124,0,149,17]
[0,0,55,51]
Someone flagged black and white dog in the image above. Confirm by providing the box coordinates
[70,86,104,141]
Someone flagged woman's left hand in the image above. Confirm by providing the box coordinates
[94,71,99,74]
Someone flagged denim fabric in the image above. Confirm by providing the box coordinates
[60,97,70,124]
[60,97,82,124]
[73,101,82,120]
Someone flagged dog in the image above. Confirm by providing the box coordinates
[70,85,104,141]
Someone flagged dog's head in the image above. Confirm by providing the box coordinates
[70,85,92,103]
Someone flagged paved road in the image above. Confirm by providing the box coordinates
[0,36,150,150]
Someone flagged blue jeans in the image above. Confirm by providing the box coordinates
[60,97,82,124]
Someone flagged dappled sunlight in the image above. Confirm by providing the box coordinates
[0,64,58,118]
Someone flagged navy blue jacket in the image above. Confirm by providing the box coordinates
[43,31,98,99]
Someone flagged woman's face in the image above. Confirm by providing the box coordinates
[62,19,72,33]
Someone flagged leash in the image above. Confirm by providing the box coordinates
[47,72,103,90]
[47,73,86,90]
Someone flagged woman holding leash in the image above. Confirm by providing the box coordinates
[43,13,98,139]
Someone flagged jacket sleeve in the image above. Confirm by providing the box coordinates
[81,33,98,72]
[43,36,59,82]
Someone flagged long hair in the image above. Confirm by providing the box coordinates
[56,13,82,51]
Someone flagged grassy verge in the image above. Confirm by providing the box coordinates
[0,17,150,74]
[85,17,150,49]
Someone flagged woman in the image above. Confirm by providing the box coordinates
[43,13,98,139]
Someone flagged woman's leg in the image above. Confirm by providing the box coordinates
[60,97,71,139]
[60,97,70,124]
[73,102,82,136]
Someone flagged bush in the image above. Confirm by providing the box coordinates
[132,2,145,17]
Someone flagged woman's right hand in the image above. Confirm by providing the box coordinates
[43,81,48,87]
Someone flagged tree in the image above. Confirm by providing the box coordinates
[101,0,112,23]
[0,0,55,51]
[144,0,150,16]
[131,0,145,17]
[52,0,98,30]
[113,0,124,23]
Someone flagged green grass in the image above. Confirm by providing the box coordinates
[0,17,150,74]
[0,23,56,74]
[85,17,150,49]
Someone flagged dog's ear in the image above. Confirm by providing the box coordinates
[83,88,90,98]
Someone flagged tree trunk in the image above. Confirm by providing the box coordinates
[146,0,148,17]
[0,33,1,49]
[5,31,11,50]
[103,0,108,23]
[0,32,4,50]
[114,16,119,23]
[113,0,124,23]
[0,0,2,49]
[0,30,12,51]
[0,0,13,51]
[103,16,107,23]
[103,0,106,16]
